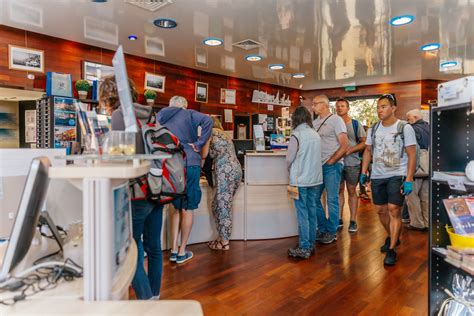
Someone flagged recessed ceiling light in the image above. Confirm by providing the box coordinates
[420,43,440,51]
[128,35,138,41]
[153,18,177,29]
[440,61,457,68]
[245,54,263,61]
[292,73,305,78]
[203,37,224,46]
[269,64,285,70]
[390,15,415,26]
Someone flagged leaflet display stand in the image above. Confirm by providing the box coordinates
[49,155,168,301]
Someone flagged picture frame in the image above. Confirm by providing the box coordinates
[144,72,165,93]
[83,61,115,82]
[195,82,208,103]
[8,45,44,73]
[220,88,236,104]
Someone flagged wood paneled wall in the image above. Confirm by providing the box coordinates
[301,80,442,119]
[0,25,300,131]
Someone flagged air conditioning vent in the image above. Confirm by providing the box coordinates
[233,39,262,50]
[124,0,172,12]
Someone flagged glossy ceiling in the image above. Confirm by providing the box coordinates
[0,0,473,90]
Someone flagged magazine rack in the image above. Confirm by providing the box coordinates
[429,98,474,313]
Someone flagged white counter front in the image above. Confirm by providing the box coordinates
[244,151,298,240]
[163,151,297,247]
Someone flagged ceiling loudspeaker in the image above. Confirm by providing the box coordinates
[124,0,172,12]
[232,39,263,51]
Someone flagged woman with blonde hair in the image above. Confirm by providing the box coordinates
[202,116,242,250]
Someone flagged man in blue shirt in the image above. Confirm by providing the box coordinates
[157,96,213,264]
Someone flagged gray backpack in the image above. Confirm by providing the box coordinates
[131,121,187,204]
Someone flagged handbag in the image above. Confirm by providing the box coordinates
[287,135,300,200]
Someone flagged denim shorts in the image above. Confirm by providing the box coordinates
[371,176,404,206]
[172,165,202,211]
[341,165,361,185]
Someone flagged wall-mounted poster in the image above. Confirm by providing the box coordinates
[144,72,165,93]
[195,82,208,103]
[83,61,115,82]
[220,88,236,104]
[8,45,44,73]
[53,97,77,149]
[224,109,233,123]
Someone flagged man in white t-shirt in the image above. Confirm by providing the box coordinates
[360,94,417,266]
[312,95,349,245]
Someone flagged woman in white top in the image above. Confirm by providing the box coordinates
[286,106,323,259]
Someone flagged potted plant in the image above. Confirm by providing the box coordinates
[75,79,90,100]
[144,89,157,106]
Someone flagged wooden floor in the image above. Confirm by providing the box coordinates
[135,198,429,315]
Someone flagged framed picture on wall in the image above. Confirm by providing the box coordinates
[83,61,115,82]
[145,72,165,93]
[195,82,208,103]
[220,88,236,104]
[8,45,44,73]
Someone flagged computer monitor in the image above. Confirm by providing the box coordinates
[0,157,51,282]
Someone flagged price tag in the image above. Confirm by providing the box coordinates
[448,179,466,192]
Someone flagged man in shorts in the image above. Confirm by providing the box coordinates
[360,94,416,266]
[336,98,366,233]
[157,96,213,264]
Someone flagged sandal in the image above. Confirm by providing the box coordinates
[208,239,230,251]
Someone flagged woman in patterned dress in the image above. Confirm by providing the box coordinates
[204,116,242,250]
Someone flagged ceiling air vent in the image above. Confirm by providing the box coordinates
[124,0,173,12]
[233,39,262,51]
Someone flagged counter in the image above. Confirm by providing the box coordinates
[244,151,298,239]
[164,151,297,246]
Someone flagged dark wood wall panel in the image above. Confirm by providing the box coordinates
[0,25,300,122]
[301,80,439,119]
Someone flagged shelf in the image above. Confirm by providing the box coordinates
[432,171,474,192]
[432,247,474,276]
[433,102,472,113]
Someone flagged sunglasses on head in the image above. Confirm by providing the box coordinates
[380,93,397,106]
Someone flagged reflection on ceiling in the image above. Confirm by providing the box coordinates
[0,0,473,90]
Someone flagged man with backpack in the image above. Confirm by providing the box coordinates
[157,96,213,264]
[336,98,366,233]
[360,94,417,266]
[405,109,430,231]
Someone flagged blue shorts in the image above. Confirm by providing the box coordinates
[172,166,202,211]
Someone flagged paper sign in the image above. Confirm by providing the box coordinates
[224,109,233,123]
[448,179,467,192]
[267,104,274,111]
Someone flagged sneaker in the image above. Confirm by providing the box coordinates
[288,247,311,259]
[319,232,336,244]
[316,230,323,242]
[337,219,343,231]
[380,237,401,253]
[169,250,178,262]
[384,249,397,265]
[348,220,358,233]
[176,250,193,264]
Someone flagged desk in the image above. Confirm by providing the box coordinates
[49,160,150,301]
[244,151,298,239]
